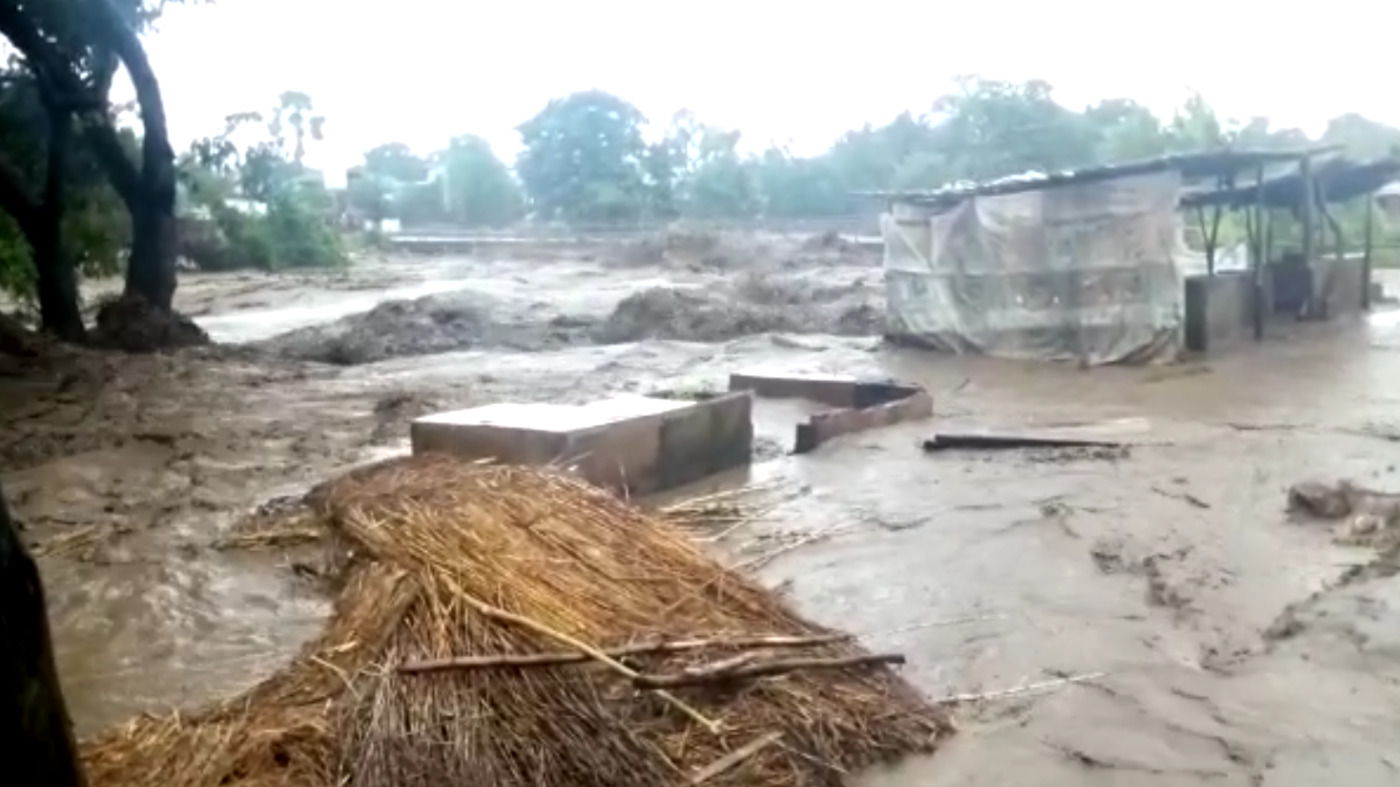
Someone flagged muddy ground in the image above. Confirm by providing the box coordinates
[6,231,1400,785]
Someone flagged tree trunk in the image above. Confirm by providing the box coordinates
[124,199,177,308]
[0,479,88,787]
[89,0,178,311]
[0,124,84,343]
[32,106,85,342]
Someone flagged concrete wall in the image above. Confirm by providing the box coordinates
[794,391,934,453]
[410,392,754,496]
[1183,272,1253,353]
[1183,256,1369,353]
[1312,256,1367,319]
[728,372,864,409]
[728,371,933,454]
[653,392,755,492]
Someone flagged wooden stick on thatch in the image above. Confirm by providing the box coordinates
[689,731,784,784]
[397,633,851,674]
[455,591,723,733]
[635,654,907,689]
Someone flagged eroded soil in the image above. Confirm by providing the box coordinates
[6,236,1400,785]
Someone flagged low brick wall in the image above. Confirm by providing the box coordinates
[794,390,933,453]
[727,372,862,409]
[728,371,932,454]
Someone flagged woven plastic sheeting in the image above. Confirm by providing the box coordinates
[883,170,1187,366]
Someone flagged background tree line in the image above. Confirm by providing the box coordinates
[349,79,1400,231]
[6,0,1400,345]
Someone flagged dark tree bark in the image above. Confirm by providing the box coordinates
[0,138,85,343]
[0,479,88,787]
[86,0,178,311]
[33,103,86,342]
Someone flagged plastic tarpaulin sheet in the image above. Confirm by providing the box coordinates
[883,170,1186,365]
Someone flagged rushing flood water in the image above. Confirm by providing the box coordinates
[16,256,1400,784]
[195,278,475,342]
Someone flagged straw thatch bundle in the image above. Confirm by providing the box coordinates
[82,454,951,786]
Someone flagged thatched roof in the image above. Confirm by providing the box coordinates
[82,456,951,787]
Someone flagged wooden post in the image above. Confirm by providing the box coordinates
[0,479,87,787]
[1193,206,1215,275]
[1202,176,1230,276]
[1300,154,1316,265]
[1265,207,1274,265]
[1364,195,1375,311]
[1253,165,1267,341]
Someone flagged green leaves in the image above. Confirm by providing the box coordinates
[177,89,345,273]
[439,135,521,227]
[516,90,650,222]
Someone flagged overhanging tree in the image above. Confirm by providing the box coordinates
[0,0,181,314]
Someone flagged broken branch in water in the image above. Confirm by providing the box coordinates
[1150,485,1211,509]
[397,633,850,674]
[935,672,1105,704]
[923,433,1123,452]
[634,653,906,689]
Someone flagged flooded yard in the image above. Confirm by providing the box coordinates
[8,240,1400,785]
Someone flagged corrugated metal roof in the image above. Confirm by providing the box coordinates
[860,147,1339,208]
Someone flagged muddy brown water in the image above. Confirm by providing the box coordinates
[8,254,1400,785]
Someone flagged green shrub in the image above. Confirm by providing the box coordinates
[263,193,345,268]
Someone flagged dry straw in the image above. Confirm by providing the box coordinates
[82,454,952,786]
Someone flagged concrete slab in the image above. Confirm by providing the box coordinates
[415,396,691,433]
[410,392,753,495]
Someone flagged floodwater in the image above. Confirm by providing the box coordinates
[8,249,1400,785]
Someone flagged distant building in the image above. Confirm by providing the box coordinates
[871,149,1396,362]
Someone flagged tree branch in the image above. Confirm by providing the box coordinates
[0,0,140,202]
[0,2,71,99]
[0,150,38,228]
[85,0,173,167]
[78,121,137,203]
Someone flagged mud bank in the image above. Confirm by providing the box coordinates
[257,270,882,365]
[254,290,594,364]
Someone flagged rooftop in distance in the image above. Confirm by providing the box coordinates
[858,146,1345,208]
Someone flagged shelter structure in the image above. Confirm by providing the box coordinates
[1179,155,1400,344]
[869,148,1397,364]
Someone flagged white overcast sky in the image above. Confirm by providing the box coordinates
[134,0,1393,185]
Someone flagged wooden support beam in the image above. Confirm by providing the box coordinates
[1253,165,1267,341]
[1300,154,1316,266]
[1364,196,1375,311]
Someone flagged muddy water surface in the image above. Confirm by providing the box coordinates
[9,250,1400,785]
